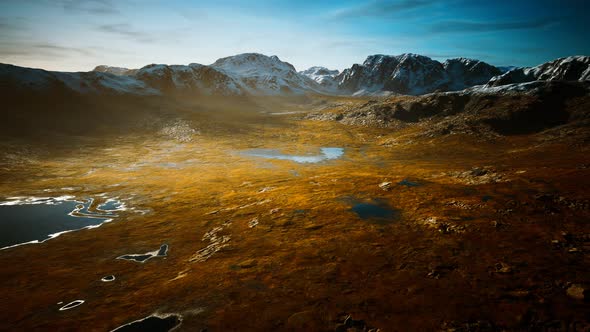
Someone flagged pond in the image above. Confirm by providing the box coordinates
[343,197,401,225]
[117,244,169,263]
[0,196,123,250]
[243,147,344,163]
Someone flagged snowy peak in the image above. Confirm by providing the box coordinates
[336,54,449,95]
[93,65,136,76]
[386,54,448,94]
[299,66,340,90]
[134,63,243,95]
[335,53,502,95]
[529,56,590,81]
[300,66,339,77]
[210,53,321,95]
[211,53,296,76]
[487,56,590,87]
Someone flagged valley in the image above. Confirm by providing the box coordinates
[0,93,589,330]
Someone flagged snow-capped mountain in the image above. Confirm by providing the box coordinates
[2,53,323,97]
[124,53,324,96]
[133,63,244,96]
[93,65,137,76]
[335,53,501,95]
[210,53,322,95]
[0,63,158,95]
[443,58,501,90]
[487,56,590,87]
[299,66,340,90]
[3,53,589,98]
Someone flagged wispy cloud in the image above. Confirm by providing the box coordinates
[331,0,436,19]
[33,43,94,56]
[0,41,94,58]
[58,0,118,15]
[97,23,154,42]
[428,18,560,34]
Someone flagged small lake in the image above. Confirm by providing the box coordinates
[117,244,169,263]
[343,197,401,225]
[0,196,122,249]
[243,147,344,163]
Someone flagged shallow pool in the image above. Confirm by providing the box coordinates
[343,197,401,225]
[243,147,344,163]
[0,196,122,249]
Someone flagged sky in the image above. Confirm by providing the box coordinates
[0,0,588,72]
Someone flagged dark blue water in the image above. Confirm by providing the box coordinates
[0,201,109,249]
[0,198,121,249]
[351,202,401,224]
[345,197,401,225]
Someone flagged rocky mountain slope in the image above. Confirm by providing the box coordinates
[307,80,590,142]
[444,58,502,90]
[487,56,590,87]
[334,53,502,96]
[0,63,158,95]
[133,63,244,96]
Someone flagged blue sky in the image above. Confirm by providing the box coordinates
[0,0,588,71]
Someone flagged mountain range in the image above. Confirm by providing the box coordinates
[1,53,589,98]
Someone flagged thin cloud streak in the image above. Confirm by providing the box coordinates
[0,41,95,59]
[429,18,560,34]
[57,0,118,15]
[330,0,435,19]
[97,24,154,43]
[33,44,94,56]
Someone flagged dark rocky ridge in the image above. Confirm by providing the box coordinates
[308,81,590,140]
[334,54,502,95]
[488,56,590,87]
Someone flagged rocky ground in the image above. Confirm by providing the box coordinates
[0,93,589,331]
[306,81,590,144]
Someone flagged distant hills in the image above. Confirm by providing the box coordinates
[1,53,589,97]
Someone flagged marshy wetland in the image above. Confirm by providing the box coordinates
[0,96,589,331]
